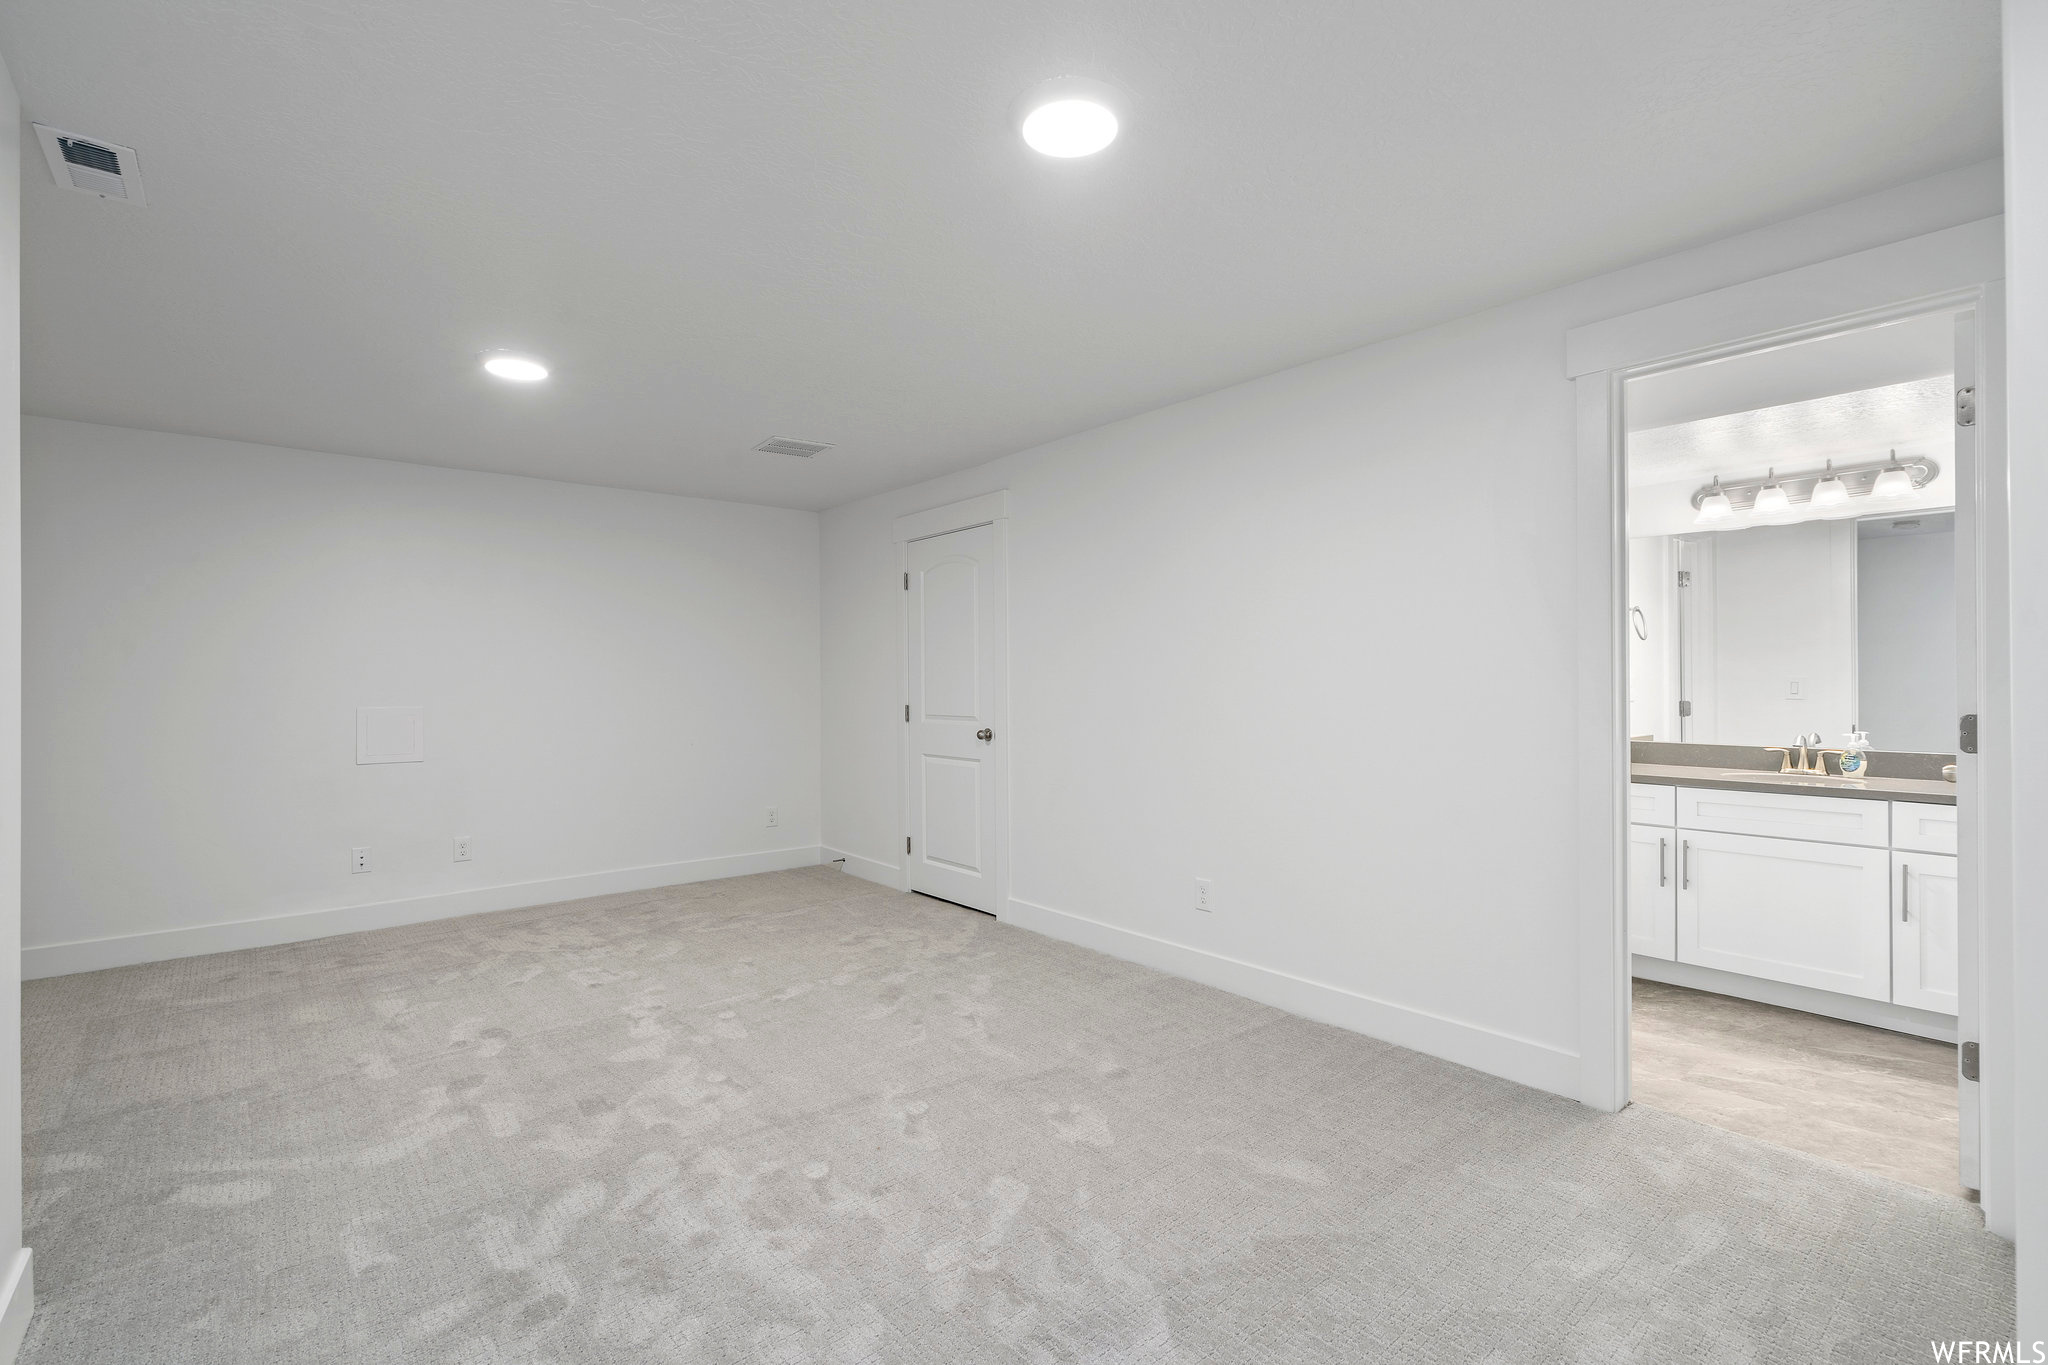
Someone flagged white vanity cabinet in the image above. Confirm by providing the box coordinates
[1892,853,1959,1013]
[1675,830,1893,1000]
[1630,780,1960,1028]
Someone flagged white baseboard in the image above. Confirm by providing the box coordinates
[824,847,902,890]
[1002,896,1581,1100]
[0,1249,32,1365]
[1632,955,1958,1042]
[23,847,826,980]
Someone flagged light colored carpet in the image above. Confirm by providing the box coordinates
[1631,978,1967,1199]
[19,865,2014,1362]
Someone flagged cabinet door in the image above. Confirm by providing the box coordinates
[1627,824,1675,960]
[1892,853,1959,1014]
[1675,830,1892,1000]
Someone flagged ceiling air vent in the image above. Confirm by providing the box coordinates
[33,125,146,204]
[752,437,834,459]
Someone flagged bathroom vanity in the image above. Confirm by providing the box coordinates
[1628,757,1958,1041]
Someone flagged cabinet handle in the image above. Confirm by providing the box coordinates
[1658,837,1667,888]
[1900,863,1910,922]
[1681,840,1690,890]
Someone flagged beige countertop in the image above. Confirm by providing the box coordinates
[1630,762,1956,806]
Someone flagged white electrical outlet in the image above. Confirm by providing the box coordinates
[351,847,371,875]
[453,837,472,863]
[766,806,779,828]
[1194,877,1212,912]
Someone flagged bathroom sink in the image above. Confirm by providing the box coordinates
[1717,770,1867,788]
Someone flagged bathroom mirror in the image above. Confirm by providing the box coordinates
[1625,510,1956,753]
[1620,310,1960,758]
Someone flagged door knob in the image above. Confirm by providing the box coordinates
[976,728,993,742]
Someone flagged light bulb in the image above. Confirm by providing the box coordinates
[1694,481,1735,524]
[1752,472,1790,517]
[1811,463,1849,508]
[1872,455,1915,499]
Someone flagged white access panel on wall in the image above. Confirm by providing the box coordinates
[356,706,424,764]
[904,523,1003,912]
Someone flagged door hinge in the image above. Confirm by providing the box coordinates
[905,704,910,722]
[1678,699,1692,718]
[1957,386,1977,428]
[1960,713,1978,754]
[903,571,909,590]
[906,836,912,855]
[1961,1040,1980,1082]
[1677,570,1692,588]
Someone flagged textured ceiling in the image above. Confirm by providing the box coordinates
[1627,378,1954,485]
[1624,310,1956,432]
[1,0,2003,510]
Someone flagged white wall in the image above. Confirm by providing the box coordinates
[2002,0,2047,1340]
[1625,537,1678,741]
[0,45,28,1363]
[1856,528,1956,752]
[1698,521,1858,746]
[822,161,2002,1101]
[23,419,822,974]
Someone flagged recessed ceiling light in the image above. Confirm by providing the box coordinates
[480,351,548,383]
[1016,78,1121,158]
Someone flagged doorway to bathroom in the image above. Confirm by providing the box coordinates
[1615,300,1985,1200]
[1564,223,2010,1223]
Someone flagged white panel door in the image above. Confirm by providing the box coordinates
[1627,824,1676,960]
[1675,830,1892,1000]
[1893,852,1959,1014]
[905,524,1000,912]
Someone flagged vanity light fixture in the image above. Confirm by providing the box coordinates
[1693,478,1735,524]
[1871,450,1916,499]
[1016,78,1122,158]
[1810,461,1850,508]
[480,351,549,383]
[1687,452,1939,523]
[1751,470,1790,518]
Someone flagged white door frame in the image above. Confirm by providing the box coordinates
[1564,218,2011,1234]
[893,491,1012,912]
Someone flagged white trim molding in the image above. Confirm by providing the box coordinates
[23,847,826,979]
[892,490,1010,543]
[1566,217,2003,377]
[0,1250,32,1365]
[1003,896,1581,1100]
[825,847,901,889]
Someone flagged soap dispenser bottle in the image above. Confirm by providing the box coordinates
[1839,730,1871,778]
